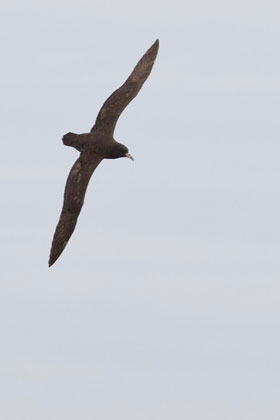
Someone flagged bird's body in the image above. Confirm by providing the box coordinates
[49,39,159,266]
[62,132,129,158]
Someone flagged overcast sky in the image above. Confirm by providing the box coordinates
[1,0,280,419]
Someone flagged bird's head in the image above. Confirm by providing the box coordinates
[107,142,134,160]
[117,143,134,160]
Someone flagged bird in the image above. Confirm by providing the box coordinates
[48,39,159,267]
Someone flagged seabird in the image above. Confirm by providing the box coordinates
[48,39,159,266]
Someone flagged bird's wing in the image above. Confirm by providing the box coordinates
[91,39,159,137]
[49,152,102,267]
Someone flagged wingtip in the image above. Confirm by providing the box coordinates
[152,39,159,49]
[48,258,54,268]
[48,251,61,267]
[146,39,159,60]
[48,250,60,267]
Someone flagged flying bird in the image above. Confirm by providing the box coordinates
[48,39,159,266]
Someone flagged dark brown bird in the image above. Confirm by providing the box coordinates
[48,39,159,266]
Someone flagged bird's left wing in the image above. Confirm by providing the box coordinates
[49,152,102,267]
[91,39,159,137]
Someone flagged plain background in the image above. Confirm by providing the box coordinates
[1,0,280,419]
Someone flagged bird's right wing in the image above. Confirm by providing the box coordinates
[91,39,159,137]
[49,152,102,267]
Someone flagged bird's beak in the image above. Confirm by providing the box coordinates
[125,153,134,161]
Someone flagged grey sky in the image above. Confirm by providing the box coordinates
[1,0,280,419]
